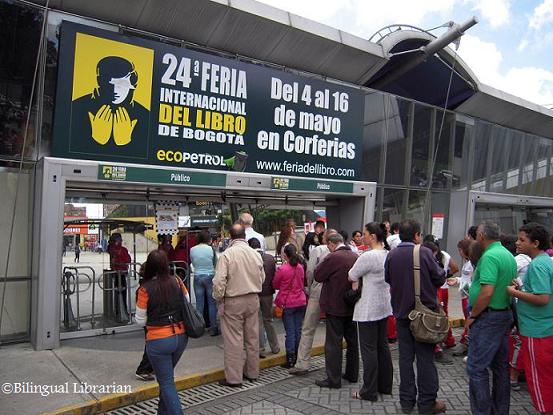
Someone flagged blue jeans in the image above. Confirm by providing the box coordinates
[146,334,188,415]
[467,310,513,415]
[282,306,306,354]
[193,274,218,330]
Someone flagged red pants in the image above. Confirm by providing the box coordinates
[522,335,553,413]
[387,315,396,340]
[438,288,455,347]
[460,297,469,344]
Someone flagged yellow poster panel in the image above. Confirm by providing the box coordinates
[72,33,154,111]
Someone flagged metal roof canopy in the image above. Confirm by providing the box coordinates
[29,0,386,85]
[26,0,553,138]
[371,30,553,138]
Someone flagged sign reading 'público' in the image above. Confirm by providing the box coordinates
[98,165,226,187]
[271,176,354,194]
[53,22,363,181]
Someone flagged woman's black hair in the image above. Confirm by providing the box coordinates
[365,222,385,243]
[352,230,362,238]
[423,234,436,243]
[302,232,320,259]
[248,237,261,250]
[365,222,390,249]
[467,225,478,240]
[143,249,172,302]
[469,241,483,267]
[422,240,445,265]
[423,235,445,264]
[284,244,300,267]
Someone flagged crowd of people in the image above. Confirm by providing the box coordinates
[130,214,553,415]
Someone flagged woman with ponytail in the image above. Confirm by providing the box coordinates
[348,222,393,401]
[135,250,189,415]
[273,244,307,368]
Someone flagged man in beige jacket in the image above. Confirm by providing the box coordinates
[213,224,265,387]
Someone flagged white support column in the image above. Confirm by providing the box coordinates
[31,159,65,350]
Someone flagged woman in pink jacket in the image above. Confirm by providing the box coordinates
[273,244,307,368]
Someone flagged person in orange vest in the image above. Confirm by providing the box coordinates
[135,250,189,414]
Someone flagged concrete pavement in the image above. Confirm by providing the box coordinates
[0,320,327,415]
[109,329,536,415]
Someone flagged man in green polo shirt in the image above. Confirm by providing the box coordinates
[508,222,553,414]
[465,220,516,415]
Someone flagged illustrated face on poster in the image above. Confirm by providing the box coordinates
[69,33,154,157]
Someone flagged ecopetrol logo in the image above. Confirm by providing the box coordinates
[68,33,154,158]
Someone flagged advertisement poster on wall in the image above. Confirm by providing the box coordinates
[52,22,364,180]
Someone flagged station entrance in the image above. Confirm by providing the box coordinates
[447,190,553,256]
[32,157,375,350]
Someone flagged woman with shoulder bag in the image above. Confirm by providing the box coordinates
[348,222,393,401]
[273,244,307,368]
[135,250,189,415]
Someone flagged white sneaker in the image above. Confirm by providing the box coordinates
[463,356,468,363]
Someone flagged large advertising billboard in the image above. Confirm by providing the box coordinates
[52,22,364,180]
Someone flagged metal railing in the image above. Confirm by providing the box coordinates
[61,261,193,334]
[369,24,439,44]
[97,262,141,327]
[61,266,95,331]
[169,261,190,288]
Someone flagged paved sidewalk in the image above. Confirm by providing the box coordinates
[0,322,326,415]
[112,338,536,415]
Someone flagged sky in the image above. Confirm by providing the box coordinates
[256,0,553,107]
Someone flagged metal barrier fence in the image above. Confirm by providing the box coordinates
[61,261,192,334]
[61,266,95,331]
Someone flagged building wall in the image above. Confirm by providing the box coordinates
[0,170,33,341]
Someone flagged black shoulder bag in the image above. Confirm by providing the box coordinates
[179,280,205,338]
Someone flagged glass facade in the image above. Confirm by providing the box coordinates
[0,1,43,163]
[4,0,553,342]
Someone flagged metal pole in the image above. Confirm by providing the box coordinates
[371,17,478,90]
[90,267,96,328]
[75,269,80,331]
[127,270,132,325]
[133,232,137,275]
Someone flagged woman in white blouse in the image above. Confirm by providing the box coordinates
[348,222,393,401]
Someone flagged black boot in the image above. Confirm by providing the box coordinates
[280,353,295,369]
